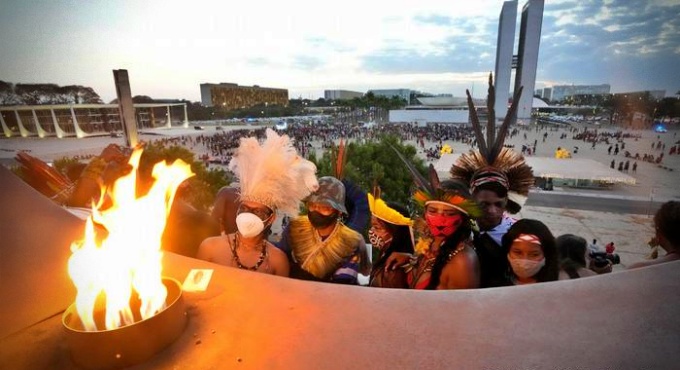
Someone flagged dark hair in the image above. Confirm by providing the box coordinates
[426,214,472,290]
[502,219,559,282]
[556,234,588,276]
[371,202,415,274]
[439,179,473,197]
[654,201,680,247]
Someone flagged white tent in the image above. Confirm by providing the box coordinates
[435,153,636,185]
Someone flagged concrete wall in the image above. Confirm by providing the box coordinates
[1,165,679,369]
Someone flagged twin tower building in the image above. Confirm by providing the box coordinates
[494,0,544,122]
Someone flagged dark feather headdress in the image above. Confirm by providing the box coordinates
[391,146,480,217]
[450,73,534,214]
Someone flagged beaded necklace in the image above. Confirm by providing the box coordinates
[231,233,267,271]
[410,242,466,288]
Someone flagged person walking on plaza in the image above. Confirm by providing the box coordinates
[632,161,637,173]
[614,144,619,156]
[624,160,630,172]
[618,162,624,171]
[610,159,615,169]
[608,145,613,155]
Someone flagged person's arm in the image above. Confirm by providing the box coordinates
[67,144,131,207]
[342,179,369,234]
[267,244,290,277]
[331,248,362,284]
[384,252,414,271]
[356,238,371,276]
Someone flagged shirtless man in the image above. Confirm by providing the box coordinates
[197,199,289,276]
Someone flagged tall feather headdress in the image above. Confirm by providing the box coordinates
[391,145,480,217]
[229,128,318,217]
[450,73,534,213]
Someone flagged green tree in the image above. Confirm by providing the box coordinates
[138,142,232,211]
[309,135,426,206]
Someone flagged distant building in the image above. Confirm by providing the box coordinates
[324,90,364,100]
[535,89,542,97]
[200,83,288,109]
[494,0,544,121]
[513,0,545,120]
[542,87,552,101]
[367,89,411,103]
[494,0,517,120]
[550,84,611,102]
[614,90,666,101]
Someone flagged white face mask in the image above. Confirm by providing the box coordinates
[236,212,266,238]
[508,255,546,279]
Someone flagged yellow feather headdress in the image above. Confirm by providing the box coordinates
[229,128,318,217]
[367,193,412,227]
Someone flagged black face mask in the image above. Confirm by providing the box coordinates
[308,211,338,228]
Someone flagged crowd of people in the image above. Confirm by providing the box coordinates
[52,120,679,290]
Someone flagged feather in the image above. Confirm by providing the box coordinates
[15,151,73,201]
[489,86,523,162]
[372,184,381,201]
[332,139,348,179]
[486,73,496,152]
[465,89,488,156]
[390,144,433,196]
[229,128,317,217]
[427,164,440,192]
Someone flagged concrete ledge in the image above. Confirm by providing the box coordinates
[1,166,678,369]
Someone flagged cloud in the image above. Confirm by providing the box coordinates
[413,14,454,26]
[292,55,324,71]
[538,0,680,93]
[359,14,496,75]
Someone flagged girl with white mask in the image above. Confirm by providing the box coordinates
[501,219,559,285]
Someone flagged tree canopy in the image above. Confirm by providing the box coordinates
[309,135,426,207]
[0,80,103,105]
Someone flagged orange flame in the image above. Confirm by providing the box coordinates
[68,148,194,331]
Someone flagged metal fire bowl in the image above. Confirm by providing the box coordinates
[62,277,187,370]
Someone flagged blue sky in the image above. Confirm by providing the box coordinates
[0,0,678,102]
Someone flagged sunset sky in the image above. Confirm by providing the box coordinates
[1,0,678,102]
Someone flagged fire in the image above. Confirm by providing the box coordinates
[68,148,194,331]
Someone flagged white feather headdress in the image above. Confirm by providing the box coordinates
[229,128,319,217]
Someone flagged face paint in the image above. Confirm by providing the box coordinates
[425,213,463,237]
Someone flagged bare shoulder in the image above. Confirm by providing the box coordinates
[266,242,290,277]
[440,242,480,289]
[197,235,231,263]
[446,242,479,269]
[266,243,287,260]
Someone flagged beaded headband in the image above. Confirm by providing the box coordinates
[514,233,542,245]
